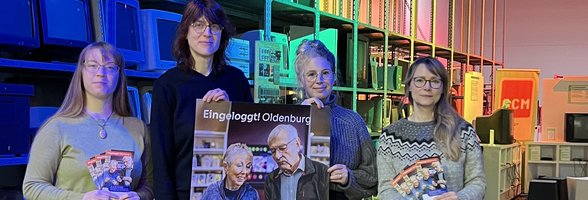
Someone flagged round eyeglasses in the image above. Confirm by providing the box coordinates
[269,137,296,155]
[412,77,443,89]
[190,22,223,34]
[84,62,119,74]
[305,70,334,82]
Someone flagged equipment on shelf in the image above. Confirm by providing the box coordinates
[140,9,181,72]
[38,0,94,48]
[529,176,568,200]
[226,38,250,79]
[126,86,142,120]
[565,113,588,143]
[90,0,145,67]
[475,109,514,144]
[0,83,34,155]
[0,0,40,50]
[253,41,284,104]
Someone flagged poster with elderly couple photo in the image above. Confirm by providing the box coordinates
[191,99,330,200]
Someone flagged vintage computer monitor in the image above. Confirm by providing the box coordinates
[140,9,181,72]
[475,109,514,144]
[38,0,93,48]
[126,86,142,120]
[346,33,369,88]
[0,0,40,50]
[139,86,152,124]
[90,0,144,67]
[565,113,588,143]
[529,177,568,200]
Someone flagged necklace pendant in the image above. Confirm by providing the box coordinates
[99,128,107,139]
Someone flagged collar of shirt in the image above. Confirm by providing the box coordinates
[279,155,306,177]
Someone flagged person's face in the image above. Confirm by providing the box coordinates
[302,57,334,101]
[82,48,119,100]
[422,170,430,180]
[110,161,117,172]
[269,131,301,172]
[224,153,252,189]
[124,157,133,168]
[186,16,221,58]
[408,64,443,109]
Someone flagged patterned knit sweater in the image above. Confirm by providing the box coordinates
[324,95,378,200]
[377,118,486,200]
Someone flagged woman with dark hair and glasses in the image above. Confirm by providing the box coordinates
[377,57,486,200]
[23,41,152,200]
[150,0,253,199]
[294,40,378,199]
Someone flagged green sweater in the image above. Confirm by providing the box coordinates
[23,114,153,200]
[377,118,486,199]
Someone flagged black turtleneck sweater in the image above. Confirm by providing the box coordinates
[150,66,253,200]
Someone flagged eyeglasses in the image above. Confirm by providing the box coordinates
[305,70,334,82]
[84,61,119,74]
[190,22,223,34]
[412,77,443,89]
[269,138,297,155]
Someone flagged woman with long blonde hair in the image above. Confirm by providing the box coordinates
[23,41,152,200]
[377,57,486,200]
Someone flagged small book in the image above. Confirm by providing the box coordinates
[391,157,447,200]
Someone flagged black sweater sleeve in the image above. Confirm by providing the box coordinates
[150,77,177,199]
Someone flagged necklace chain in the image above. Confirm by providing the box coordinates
[87,111,113,139]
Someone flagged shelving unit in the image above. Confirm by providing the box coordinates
[481,143,522,200]
[524,142,588,192]
[191,131,228,198]
[309,135,330,166]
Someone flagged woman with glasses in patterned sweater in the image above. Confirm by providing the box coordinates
[377,57,486,200]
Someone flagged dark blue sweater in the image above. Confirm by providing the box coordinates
[324,95,378,200]
[150,66,253,200]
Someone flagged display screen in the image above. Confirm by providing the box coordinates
[116,2,140,51]
[573,115,588,139]
[156,18,178,61]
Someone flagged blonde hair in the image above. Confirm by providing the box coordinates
[222,143,253,166]
[55,41,132,118]
[294,39,336,100]
[403,57,461,161]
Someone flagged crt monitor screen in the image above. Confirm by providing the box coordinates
[156,19,176,61]
[565,113,588,142]
[140,9,181,71]
[0,0,39,49]
[91,0,144,65]
[38,0,93,48]
[475,109,514,144]
[116,1,140,52]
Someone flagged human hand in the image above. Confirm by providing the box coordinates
[327,164,349,185]
[203,88,229,102]
[82,190,119,200]
[433,191,457,200]
[301,97,325,109]
[117,191,140,200]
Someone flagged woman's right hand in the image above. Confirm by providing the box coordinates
[82,190,119,200]
[301,97,325,109]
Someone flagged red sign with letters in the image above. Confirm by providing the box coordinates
[500,80,533,118]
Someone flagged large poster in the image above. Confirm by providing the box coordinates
[494,69,540,141]
[191,100,330,200]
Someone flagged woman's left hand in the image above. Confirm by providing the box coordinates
[117,191,140,200]
[327,164,349,185]
[433,191,457,200]
[203,88,229,102]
